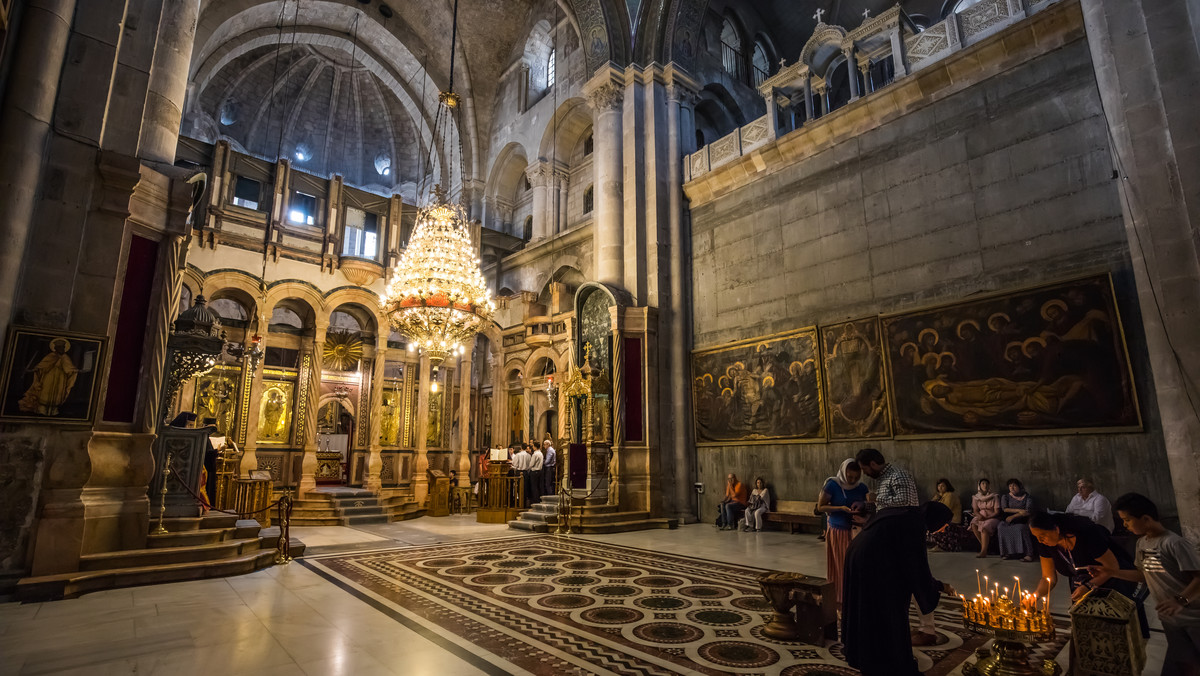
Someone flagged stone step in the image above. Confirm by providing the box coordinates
[78,538,262,572]
[16,548,280,602]
[290,507,340,518]
[330,497,380,507]
[146,528,231,549]
[343,514,388,526]
[337,505,386,517]
[157,513,239,533]
[307,487,375,499]
[569,517,679,534]
[529,503,561,515]
[290,516,344,526]
[507,519,552,533]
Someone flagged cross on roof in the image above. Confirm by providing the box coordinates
[863,8,871,19]
[813,8,825,23]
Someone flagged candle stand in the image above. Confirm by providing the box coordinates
[960,581,1061,676]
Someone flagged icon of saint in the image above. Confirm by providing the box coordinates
[18,337,79,416]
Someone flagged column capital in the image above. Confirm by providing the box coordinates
[585,82,623,112]
[524,161,552,187]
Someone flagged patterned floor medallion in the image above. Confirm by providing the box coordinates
[302,535,1069,675]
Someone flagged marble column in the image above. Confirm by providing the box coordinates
[526,163,549,241]
[297,325,327,495]
[0,0,76,339]
[859,59,874,94]
[366,334,387,493]
[890,27,909,78]
[413,354,432,504]
[456,352,473,482]
[239,312,270,476]
[557,173,569,234]
[846,48,861,100]
[802,74,815,122]
[762,88,779,140]
[584,69,625,287]
[139,0,201,164]
[1080,0,1200,538]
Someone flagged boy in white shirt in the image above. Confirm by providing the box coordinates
[1092,493,1200,676]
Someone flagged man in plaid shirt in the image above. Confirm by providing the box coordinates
[856,448,918,509]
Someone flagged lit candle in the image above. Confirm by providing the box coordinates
[1014,575,1021,599]
[977,570,983,597]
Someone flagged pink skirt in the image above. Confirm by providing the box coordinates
[825,526,853,605]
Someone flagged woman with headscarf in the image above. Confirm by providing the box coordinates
[968,478,1002,558]
[818,459,870,607]
[997,478,1036,561]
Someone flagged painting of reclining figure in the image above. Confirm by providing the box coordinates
[692,327,824,444]
[882,274,1140,436]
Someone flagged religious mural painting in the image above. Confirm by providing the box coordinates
[0,327,107,423]
[821,318,892,439]
[881,274,1140,436]
[257,379,294,443]
[691,327,825,444]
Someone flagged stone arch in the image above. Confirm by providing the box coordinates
[502,357,527,388]
[800,24,849,77]
[695,83,745,144]
[324,286,385,329]
[483,142,530,233]
[537,97,594,163]
[526,345,567,375]
[328,302,379,336]
[264,281,327,329]
[562,0,632,72]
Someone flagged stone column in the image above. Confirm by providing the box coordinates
[0,0,76,338]
[557,172,569,234]
[240,312,270,476]
[762,88,779,141]
[139,0,202,164]
[584,69,625,287]
[366,334,387,493]
[1080,0,1200,539]
[666,74,699,521]
[859,58,874,94]
[413,354,432,504]
[526,163,549,241]
[456,351,473,482]
[845,48,861,100]
[889,27,909,78]
[297,325,327,495]
[803,74,815,122]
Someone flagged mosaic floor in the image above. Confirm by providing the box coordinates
[301,534,1069,676]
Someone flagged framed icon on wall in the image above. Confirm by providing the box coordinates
[0,327,108,424]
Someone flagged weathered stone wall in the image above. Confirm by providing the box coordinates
[686,33,1175,522]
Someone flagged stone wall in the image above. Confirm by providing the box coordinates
[686,29,1175,522]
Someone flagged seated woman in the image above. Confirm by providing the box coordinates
[1031,510,1149,638]
[996,478,1036,561]
[819,459,870,609]
[741,477,771,532]
[968,478,1002,558]
[928,478,976,552]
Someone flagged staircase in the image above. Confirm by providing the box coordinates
[15,512,305,602]
[510,495,678,534]
[291,487,390,526]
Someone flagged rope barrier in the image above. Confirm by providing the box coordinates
[164,463,294,564]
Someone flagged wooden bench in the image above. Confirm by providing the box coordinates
[764,500,825,534]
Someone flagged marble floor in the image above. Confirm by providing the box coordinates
[0,519,1167,675]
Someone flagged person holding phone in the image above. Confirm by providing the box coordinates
[819,459,869,608]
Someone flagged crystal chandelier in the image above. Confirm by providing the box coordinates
[380,0,493,366]
[381,186,494,365]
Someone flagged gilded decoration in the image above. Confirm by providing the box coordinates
[427,390,443,447]
[322,330,363,371]
[821,318,891,440]
[0,327,108,424]
[257,380,294,444]
[692,327,825,444]
[881,274,1140,436]
[192,365,239,436]
[381,380,404,446]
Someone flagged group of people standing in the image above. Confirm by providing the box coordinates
[815,448,1198,676]
[508,439,557,507]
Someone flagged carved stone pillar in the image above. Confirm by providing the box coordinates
[366,334,387,493]
[890,27,909,78]
[239,312,269,476]
[456,352,473,482]
[845,47,861,100]
[556,173,569,234]
[526,163,550,241]
[138,0,201,163]
[413,354,432,504]
[297,325,326,495]
[803,74,815,122]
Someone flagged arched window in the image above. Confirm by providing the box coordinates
[522,216,533,240]
[720,18,744,81]
[547,49,556,89]
[583,133,593,156]
[752,41,771,87]
[583,186,594,214]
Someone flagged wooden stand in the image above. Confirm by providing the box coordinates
[476,460,523,523]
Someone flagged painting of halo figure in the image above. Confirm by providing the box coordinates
[881,274,1140,436]
[692,327,824,444]
[822,318,892,439]
[0,328,107,424]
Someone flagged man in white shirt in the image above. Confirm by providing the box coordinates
[512,445,531,507]
[1065,477,1115,532]
[529,444,545,504]
[542,440,557,496]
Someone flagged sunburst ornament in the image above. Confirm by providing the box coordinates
[381,185,494,366]
[322,330,364,371]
